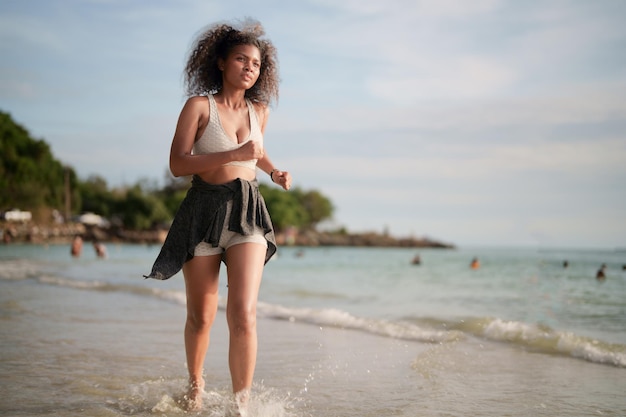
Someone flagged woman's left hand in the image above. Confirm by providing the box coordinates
[272,170,291,190]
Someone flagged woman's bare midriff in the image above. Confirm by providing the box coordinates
[196,165,257,185]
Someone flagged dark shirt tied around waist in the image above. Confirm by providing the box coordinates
[144,176,277,280]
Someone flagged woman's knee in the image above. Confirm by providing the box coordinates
[227,306,257,335]
[186,308,216,333]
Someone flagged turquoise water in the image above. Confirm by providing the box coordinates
[1,243,624,416]
[263,246,626,349]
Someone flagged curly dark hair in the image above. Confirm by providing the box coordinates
[184,18,280,106]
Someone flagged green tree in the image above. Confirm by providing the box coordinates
[0,111,72,213]
[78,175,114,217]
[259,184,333,231]
[114,184,171,230]
[296,189,334,228]
[158,172,191,217]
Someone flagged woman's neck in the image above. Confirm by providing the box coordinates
[216,88,247,109]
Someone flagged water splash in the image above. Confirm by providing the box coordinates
[112,379,308,417]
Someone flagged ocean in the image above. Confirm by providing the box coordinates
[1,243,624,416]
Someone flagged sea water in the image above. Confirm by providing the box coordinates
[0,243,624,416]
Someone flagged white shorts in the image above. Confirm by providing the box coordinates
[193,201,267,257]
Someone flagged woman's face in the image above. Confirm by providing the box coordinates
[220,44,261,90]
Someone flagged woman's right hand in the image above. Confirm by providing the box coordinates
[235,140,264,161]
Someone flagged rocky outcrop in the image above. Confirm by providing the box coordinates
[277,229,454,249]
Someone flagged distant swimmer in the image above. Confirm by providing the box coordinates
[596,264,607,281]
[563,260,569,268]
[411,254,422,265]
[470,257,480,270]
[93,241,107,258]
[71,235,83,257]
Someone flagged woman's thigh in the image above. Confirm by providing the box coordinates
[224,243,266,311]
[183,254,222,319]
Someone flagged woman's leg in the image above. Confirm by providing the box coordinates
[182,254,221,408]
[224,242,267,396]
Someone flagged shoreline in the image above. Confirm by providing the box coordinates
[1,221,455,249]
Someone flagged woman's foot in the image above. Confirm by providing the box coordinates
[231,388,250,417]
[181,378,205,411]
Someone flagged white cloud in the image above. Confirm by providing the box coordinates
[288,134,626,184]
[0,79,36,99]
[367,55,518,101]
[273,79,626,137]
[310,0,501,18]
[0,14,68,52]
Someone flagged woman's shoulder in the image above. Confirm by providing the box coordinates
[251,101,269,121]
[185,95,210,107]
[181,95,210,115]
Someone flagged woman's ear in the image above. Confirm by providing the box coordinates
[217,58,225,71]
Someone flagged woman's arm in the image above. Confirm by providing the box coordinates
[255,103,292,190]
[169,97,221,177]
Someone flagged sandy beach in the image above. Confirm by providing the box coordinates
[1,274,429,416]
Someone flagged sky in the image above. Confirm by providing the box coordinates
[1,0,625,249]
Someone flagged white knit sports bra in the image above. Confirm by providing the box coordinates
[192,94,262,171]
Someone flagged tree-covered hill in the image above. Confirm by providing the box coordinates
[0,111,77,215]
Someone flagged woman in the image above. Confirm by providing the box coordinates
[144,19,291,412]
